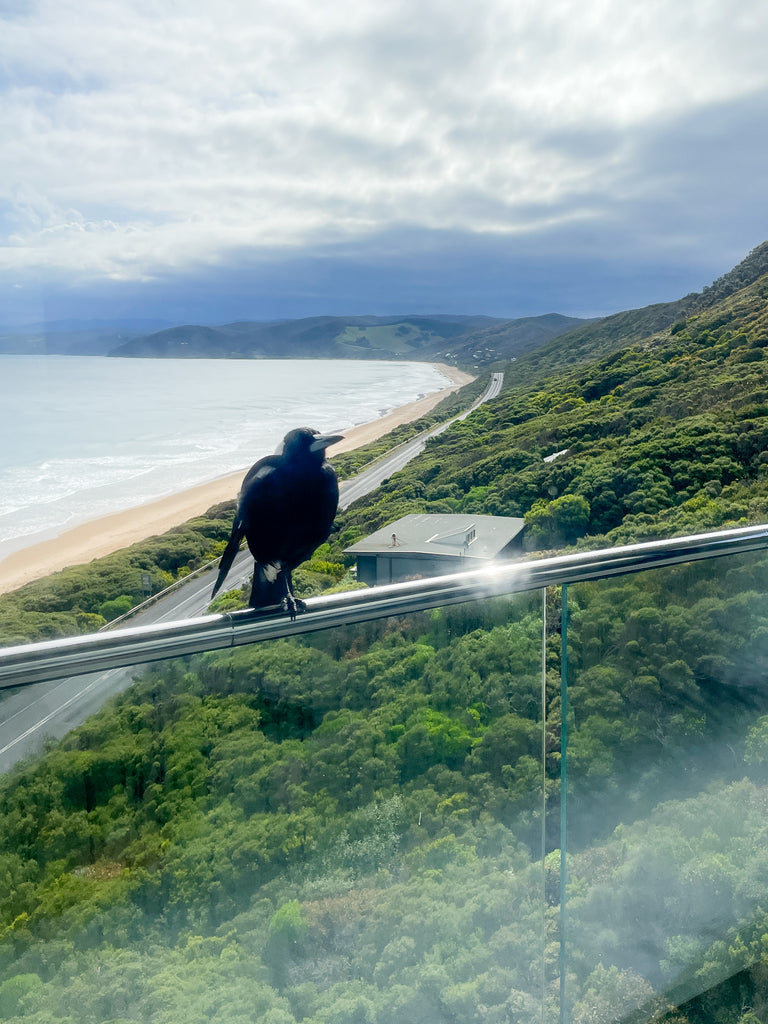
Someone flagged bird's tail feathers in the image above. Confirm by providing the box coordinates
[211,522,245,599]
[249,562,285,608]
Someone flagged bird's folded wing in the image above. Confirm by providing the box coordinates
[211,464,277,599]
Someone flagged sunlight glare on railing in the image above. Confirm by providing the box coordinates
[2,523,768,690]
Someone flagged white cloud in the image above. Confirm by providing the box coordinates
[1,0,767,281]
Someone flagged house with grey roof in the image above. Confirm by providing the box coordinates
[345,513,525,586]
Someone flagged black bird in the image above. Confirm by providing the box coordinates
[211,427,343,617]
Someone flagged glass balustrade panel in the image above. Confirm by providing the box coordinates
[562,552,768,1024]
[0,590,548,1023]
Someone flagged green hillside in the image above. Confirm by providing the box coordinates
[496,239,768,386]
[3,553,768,1022]
[331,241,768,556]
[3,244,768,1022]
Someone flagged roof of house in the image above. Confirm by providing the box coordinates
[344,513,525,562]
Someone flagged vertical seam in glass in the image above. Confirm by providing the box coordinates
[559,582,569,1024]
[542,586,548,1024]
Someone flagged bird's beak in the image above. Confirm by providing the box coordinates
[310,433,344,452]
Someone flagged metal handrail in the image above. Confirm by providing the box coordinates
[2,522,768,690]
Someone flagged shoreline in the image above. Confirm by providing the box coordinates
[0,363,475,595]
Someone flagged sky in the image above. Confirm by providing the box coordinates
[1,0,767,327]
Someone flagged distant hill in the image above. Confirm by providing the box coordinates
[433,312,590,364]
[108,313,589,361]
[108,243,768,367]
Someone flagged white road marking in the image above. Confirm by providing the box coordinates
[0,671,118,756]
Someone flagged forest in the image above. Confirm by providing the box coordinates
[3,243,768,1022]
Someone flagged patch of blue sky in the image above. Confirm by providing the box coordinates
[0,68,106,94]
[0,0,35,19]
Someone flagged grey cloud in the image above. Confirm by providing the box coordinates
[2,0,768,305]
[589,85,768,267]
[0,214,734,331]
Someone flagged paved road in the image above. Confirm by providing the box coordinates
[337,371,503,506]
[0,371,503,772]
[0,558,258,771]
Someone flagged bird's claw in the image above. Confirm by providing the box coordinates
[282,595,307,621]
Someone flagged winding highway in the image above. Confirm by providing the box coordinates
[0,371,503,772]
[338,371,503,507]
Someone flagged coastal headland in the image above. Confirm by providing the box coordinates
[0,363,474,595]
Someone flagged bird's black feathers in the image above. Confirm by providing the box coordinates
[211,427,343,616]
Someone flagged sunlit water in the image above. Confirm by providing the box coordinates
[0,356,451,559]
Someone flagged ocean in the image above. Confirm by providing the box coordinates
[0,356,451,561]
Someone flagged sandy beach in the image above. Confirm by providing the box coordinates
[0,363,475,595]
